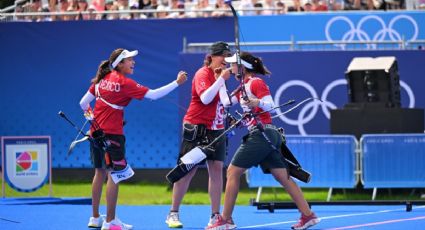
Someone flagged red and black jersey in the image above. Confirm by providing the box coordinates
[237,77,272,127]
[183,66,225,130]
[89,70,149,135]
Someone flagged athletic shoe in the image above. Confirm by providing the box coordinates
[166,211,183,228]
[291,212,320,230]
[207,213,221,227]
[88,215,104,228]
[101,218,133,230]
[205,215,236,230]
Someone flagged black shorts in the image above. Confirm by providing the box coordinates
[90,134,126,169]
[231,126,287,173]
[178,129,226,164]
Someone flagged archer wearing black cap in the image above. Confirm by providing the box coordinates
[166,41,233,229]
[209,41,231,56]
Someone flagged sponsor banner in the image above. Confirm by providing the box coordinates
[1,136,51,192]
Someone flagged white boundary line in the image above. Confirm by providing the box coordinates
[325,215,425,230]
[240,205,425,229]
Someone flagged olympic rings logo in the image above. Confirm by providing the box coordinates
[325,15,419,50]
[273,79,415,135]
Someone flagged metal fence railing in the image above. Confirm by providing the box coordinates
[246,135,358,202]
[183,39,425,52]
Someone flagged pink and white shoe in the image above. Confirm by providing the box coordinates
[291,212,320,230]
[205,215,236,230]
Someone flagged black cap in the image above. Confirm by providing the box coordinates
[209,41,231,56]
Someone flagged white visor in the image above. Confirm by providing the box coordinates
[225,53,253,69]
[111,49,138,69]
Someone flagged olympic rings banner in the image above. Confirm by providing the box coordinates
[240,11,425,49]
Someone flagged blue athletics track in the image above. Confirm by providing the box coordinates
[1,198,425,230]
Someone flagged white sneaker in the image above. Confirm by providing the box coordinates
[207,213,220,227]
[166,211,183,228]
[101,218,133,230]
[88,215,104,228]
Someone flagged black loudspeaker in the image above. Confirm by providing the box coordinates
[331,108,424,139]
[345,57,401,108]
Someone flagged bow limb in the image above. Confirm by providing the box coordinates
[271,97,323,119]
[226,1,248,100]
[254,99,296,116]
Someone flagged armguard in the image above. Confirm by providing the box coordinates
[166,147,207,184]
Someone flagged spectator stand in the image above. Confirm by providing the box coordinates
[2,2,425,22]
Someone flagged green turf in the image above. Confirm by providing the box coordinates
[1,180,422,205]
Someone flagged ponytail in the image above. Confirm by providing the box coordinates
[90,48,124,84]
[241,52,271,76]
[91,60,111,84]
[251,56,271,75]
